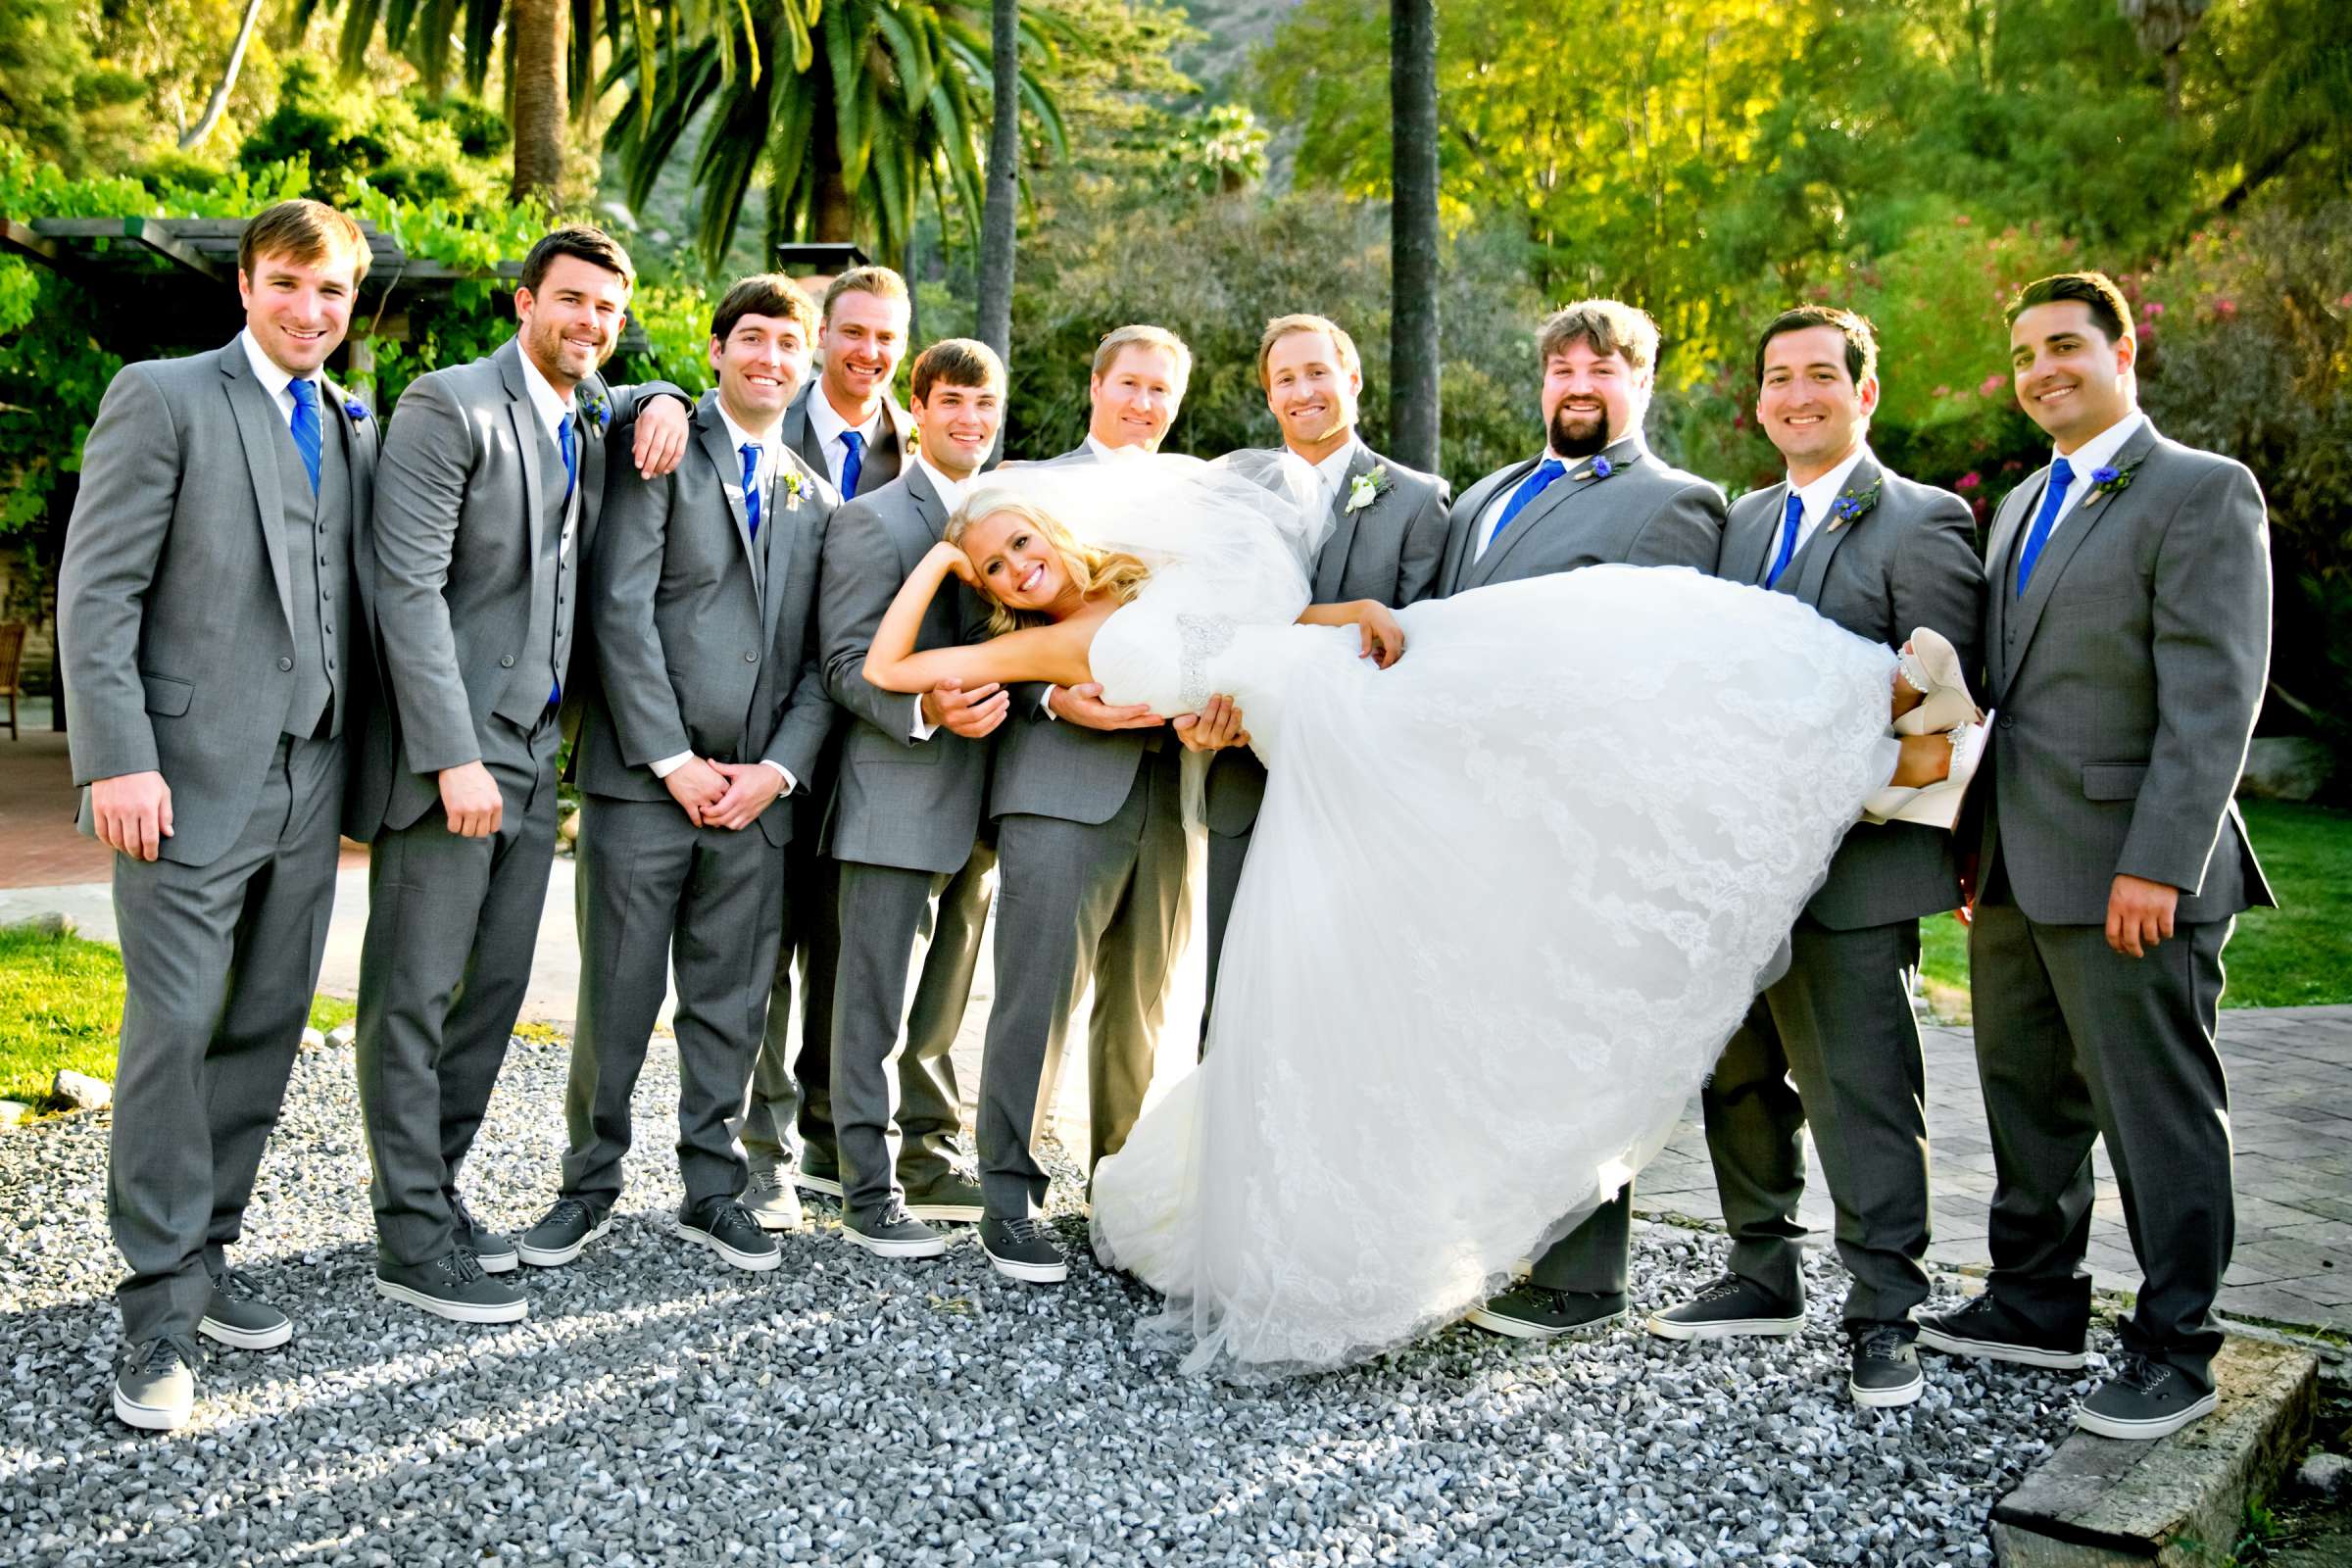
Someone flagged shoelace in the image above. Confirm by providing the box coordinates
[138,1334,201,1374]
[538,1198,596,1236]
[749,1167,788,1196]
[999,1216,1054,1247]
[2108,1351,2173,1395]
[438,1250,489,1286]
[1856,1326,1912,1363]
[703,1200,762,1239]
[211,1266,264,1301]
[1691,1274,1746,1304]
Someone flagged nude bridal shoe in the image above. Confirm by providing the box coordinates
[1892,627,1981,736]
[1863,718,1990,831]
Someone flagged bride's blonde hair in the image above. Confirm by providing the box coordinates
[945,490,1152,636]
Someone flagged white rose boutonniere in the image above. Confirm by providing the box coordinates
[1346,466,1390,514]
[780,470,806,513]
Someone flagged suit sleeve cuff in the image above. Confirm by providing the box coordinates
[1039,685,1061,720]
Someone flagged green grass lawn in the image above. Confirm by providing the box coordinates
[0,925,354,1108]
[1919,799,2352,1021]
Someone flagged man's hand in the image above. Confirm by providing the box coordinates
[663,757,730,825]
[630,396,691,477]
[438,760,504,838]
[91,771,172,861]
[923,677,1009,739]
[1050,682,1165,731]
[1172,693,1250,754]
[702,760,785,831]
[2106,873,2180,958]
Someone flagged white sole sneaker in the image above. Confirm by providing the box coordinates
[905,1200,984,1224]
[515,1216,612,1268]
[984,1247,1068,1285]
[1913,1322,2087,1370]
[470,1247,519,1275]
[113,1383,191,1432]
[2074,1389,2217,1441]
[198,1313,293,1351]
[1645,1310,1805,1342]
[1464,1304,1628,1340]
[743,1202,805,1233]
[794,1172,845,1199]
[373,1277,529,1323]
[842,1225,948,1259]
[1850,1371,1926,1408]
[672,1220,782,1272]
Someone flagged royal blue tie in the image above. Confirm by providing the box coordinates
[740,442,762,541]
[1487,458,1565,551]
[2014,456,2075,596]
[1765,490,1804,588]
[287,378,321,495]
[840,428,865,500]
[559,413,579,502]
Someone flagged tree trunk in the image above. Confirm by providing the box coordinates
[1389,0,1442,473]
[975,0,1020,360]
[179,0,268,151]
[509,0,570,206]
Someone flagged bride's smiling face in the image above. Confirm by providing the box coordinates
[958,509,1068,612]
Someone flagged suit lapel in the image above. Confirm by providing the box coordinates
[2007,420,2161,668]
[574,375,609,553]
[1732,482,1789,587]
[781,389,828,481]
[764,453,823,654]
[895,464,948,574]
[1472,438,1642,588]
[694,396,760,587]
[1787,454,1880,606]
[495,340,549,572]
[219,340,297,639]
[873,400,913,490]
[1313,442,1375,601]
[1441,466,1513,593]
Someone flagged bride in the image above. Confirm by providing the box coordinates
[862,451,1981,1377]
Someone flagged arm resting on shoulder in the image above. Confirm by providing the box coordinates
[589,455,695,768]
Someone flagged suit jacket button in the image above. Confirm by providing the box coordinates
[277,656,294,671]
[1998,712,2014,728]
[744,651,758,662]
[501,655,515,668]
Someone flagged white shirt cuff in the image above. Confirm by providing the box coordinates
[650,751,695,779]
[910,695,939,742]
[1040,685,1061,720]
[760,759,796,793]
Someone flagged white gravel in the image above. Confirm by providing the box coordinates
[0,1036,2088,1566]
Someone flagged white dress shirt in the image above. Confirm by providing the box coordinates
[2037,410,2147,542]
[238,328,325,427]
[514,349,584,558]
[1774,443,1874,566]
[806,383,888,497]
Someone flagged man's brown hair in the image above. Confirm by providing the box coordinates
[819,266,910,324]
[1090,323,1193,393]
[1536,299,1661,375]
[1256,314,1360,391]
[238,199,371,285]
[2005,271,2134,345]
[910,338,1006,405]
[1751,305,1879,387]
[710,273,818,346]
[519,224,636,296]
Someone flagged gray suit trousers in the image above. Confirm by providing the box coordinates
[745,835,840,1170]
[109,734,342,1344]
[1969,888,2234,1387]
[1701,917,1933,1325]
[979,745,1189,1217]
[356,710,561,1267]
[564,794,785,1211]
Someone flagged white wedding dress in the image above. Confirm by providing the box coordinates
[1001,455,1901,1378]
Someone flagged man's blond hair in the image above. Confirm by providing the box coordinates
[1090,323,1193,395]
[1537,299,1661,375]
[819,266,910,324]
[239,199,371,286]
[1255,314,1360,391]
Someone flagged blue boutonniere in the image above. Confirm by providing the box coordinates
[1584,456,1615,481]
[343,398,369,422]
[2082,461,2138,508]
[1827,479,1882,531]
[579,390,611,431]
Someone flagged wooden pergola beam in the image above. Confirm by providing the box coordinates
[123,218,224,282]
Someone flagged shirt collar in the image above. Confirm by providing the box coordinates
[239,328,320,408]
[514,345,576,443]
[1312,440,1358,498]
[807,382,882,450]
[1544,432,1646,469]
[1787,444,1872,526]
[2052,410,2145,478]
[717,402,781,458]
[914,453,972,514]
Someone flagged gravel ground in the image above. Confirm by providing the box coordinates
[0,1037,2089,1567]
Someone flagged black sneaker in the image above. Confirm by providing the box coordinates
[1467,1285,1629,1340]
[674,1197,781,1272]
[198,1267,293,1350]
[903,1163,984,1225]
[1913,1292,2086,1370]
[1849,1323,1925,1408]
[741,1157,805,1232]
[516,1197,612,1268]
[842,1202,948,1259]
[450,1195,519,1274]
[1646,1273,1805,1342]
[375,1250,528,1323]
[112,1335,199,1432]
[980,1215,1068,1284]
[795,1149,845,1200]
[2075,1351,2218,1440]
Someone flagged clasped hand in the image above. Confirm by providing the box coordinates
[664,756,782,829]
[1174,694,1250,754]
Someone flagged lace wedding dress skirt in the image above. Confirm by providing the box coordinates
[1084,561,1901,1378]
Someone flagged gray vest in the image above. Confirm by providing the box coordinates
[272,408,351,739]
[495,418,582,723]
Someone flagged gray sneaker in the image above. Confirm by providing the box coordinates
[1849,1324,1926,1408]
[516,1197,612,1268]
[842,1202,948,1259]
[674,1197,782,1272]
[903,1164,984,1225]
[1645,1273,1805,1342]
[198,1267,292,1350]
[2075,1351,2218,1440]
[375,1250,528,1323]
[979,1215,1067,1285]
[113,1335,199,1431]
[741,1159,805,1232]
[450,1195,519,1274]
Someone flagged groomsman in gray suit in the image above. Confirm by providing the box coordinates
[352,226,690,1324]
[60,201,376,1431]
[975,324,1194,1285]
[1188,314,1450,1022]
[819,338,1011,1260]
[1643,307,1984,1409]
[1916,272,2273,1442]
[1455,298,1727,1341]
[514,275,836,1275]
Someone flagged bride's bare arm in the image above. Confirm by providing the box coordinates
[864,541,1096,694]
[1298,600,1406,668]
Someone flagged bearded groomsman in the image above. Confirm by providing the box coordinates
[974,324,1194,1285]
[821,339,1011,1260]
[1915,272,2272,1441]
[1642,307,1984,1408]
[1453,298,1727,1341]
[514,275,836,1275]
[744,266,937,1211]
[351,226,689,1323]
[1189,314,1450,1019]
[61,201,376,1431]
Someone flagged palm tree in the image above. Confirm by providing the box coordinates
[1389,0,1441,473]
[975,0,1019,360]
[506,0,566,202]
[608,0,1065,271]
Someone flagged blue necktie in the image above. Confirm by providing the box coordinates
[740,442,762,541]
[840,428,865,500]
[2014,456,2075,596]
[559,413,579,502]
[1488,458,1565,550]
[1765,490,1804,588]
[287,378,321,495]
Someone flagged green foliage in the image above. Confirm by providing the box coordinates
[236,60,510,207]
[0,0,148,176]
[1162,103,1266,198]
[0,925,128,1107]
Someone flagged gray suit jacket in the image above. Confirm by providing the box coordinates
[352,336,680,837]
[818,463,997,873]
[1440,434,1724,593]
[1718,453,1984,928]
[1977,419,2275,925]
[59,337,379,866]
[1202,438,1452,837]
[572,391,837,848]
[781,380,913,501]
